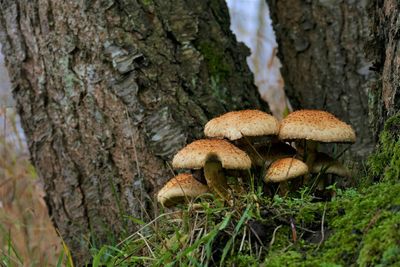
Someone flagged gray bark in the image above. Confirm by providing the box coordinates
[0,0,266,263]
[366,0,400,136]
[268,0,375,161]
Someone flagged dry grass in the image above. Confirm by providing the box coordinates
[0,107,63,266]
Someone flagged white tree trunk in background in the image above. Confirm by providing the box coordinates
[226,0,290,119]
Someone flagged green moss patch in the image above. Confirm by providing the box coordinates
[368,112,400,182]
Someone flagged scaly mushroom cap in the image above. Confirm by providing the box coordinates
[204,110,279,141]
[157,173,209,207]
[172,139,251,170]
[312,152,351,177]
[264,158,308,183]
[279,110,356,143]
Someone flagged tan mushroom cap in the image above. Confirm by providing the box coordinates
[157,173,209,207]
[279,110,356,143]
[264,158,308,183]
[172,139,251,170]
[204,110,279,141]
[311,152,351,177]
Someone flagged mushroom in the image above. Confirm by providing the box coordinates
[204,110,279,142]
[278,110,356,180]
[204,110,280,165]
[264,157,309,195]
[172,139,251,201]
[311,152,352,195]
[312,152,351,178]
[264,158,309,183]
[157,173,209,207]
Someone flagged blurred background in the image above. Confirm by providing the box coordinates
[0,1,286,265]
[1,44,63,265]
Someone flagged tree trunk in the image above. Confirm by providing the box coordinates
[367,0,400,136]
[268,0,375,161]
[0,0,266,263]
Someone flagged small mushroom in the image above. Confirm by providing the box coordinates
[312,152,351,178]
[157,173,209,207]
[264,157,309,183]
[172,139,251,201]
[312,152,352,195]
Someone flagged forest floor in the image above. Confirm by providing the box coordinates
[89,113,399,266]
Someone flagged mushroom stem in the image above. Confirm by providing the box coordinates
[278,181,290,196]
[304,140,317,165]
[203,160,231,201]
[303,140,317,183]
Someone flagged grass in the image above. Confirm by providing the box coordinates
[0,106,69,266]
[90,180,400,266]
[90,113,400,266]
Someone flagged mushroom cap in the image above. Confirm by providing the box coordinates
[157,173,209,207]
[172,139,252,170]
[311,152,351,177]
[204,110,279,141]
[264,158,308,183]
[279,110,356,143]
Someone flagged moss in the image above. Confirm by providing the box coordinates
[196,41,231,79]
[140,0,152,6]
[92,115,400,266]
[264,251,304,266]
[262,183,400,266]
[358,214,400,266]
[226,254,259,267]
[368,112,400,182]
[321,183,400,266]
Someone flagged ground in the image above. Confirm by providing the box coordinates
[90,113,400,266]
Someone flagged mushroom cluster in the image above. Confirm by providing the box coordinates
[157,109,356,207]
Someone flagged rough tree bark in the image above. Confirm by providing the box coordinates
[0,0,266,263]
[367,0,400,135]
[268,0,375,161]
